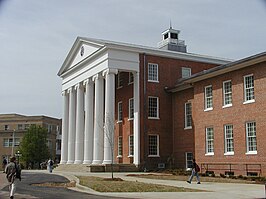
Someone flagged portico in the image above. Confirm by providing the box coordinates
[58,37,140,166]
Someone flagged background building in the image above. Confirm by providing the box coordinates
[0,114,62,163]
[169,52,266,176]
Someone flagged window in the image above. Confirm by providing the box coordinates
[128,98,134,120]
[3,138,19,147]
[117,72,123,88]
[129,135,134,156]
[224,125,234,154]
[148,63,158,82]
[148,135,159,156]
[246,122,257,154]
[182,67,191,78]
[118,136,122,157]
[206,127,214,155]
[128,72,134,84]
[223,81,232,107]
[148,97,159,119]
[18,124,23,130]
[185,102,192,129]
[205,85,213,110]
[4,125,9,130]
[244,75,255,103]
[186,152,193,170]
[117,101,122,122]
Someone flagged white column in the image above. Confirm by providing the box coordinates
[74,83,85,164]
[92,74,104,164]
[83,79,94,164]
[60,90,69,164]
[133,71,140,165]
[103,69,117,164]
[67,87,76,164]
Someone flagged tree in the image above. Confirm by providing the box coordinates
[19,125,50,169]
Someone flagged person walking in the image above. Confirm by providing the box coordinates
[47,158,54,173]
[2,157,7,173]
[187,158,201,184]
[5,156,22,199]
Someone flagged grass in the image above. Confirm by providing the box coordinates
[77,176,203,192]
[128,173,262,184]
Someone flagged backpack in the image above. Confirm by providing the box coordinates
[195,164,200,172]
[6,166,16,183]
[49,160,54,166]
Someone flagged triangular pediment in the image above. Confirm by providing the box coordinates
[58,37,105,76]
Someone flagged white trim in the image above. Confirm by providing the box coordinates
[223,80,232,107]
[182,67,191,78]
[222,104,232,109]
[185,102,192,129]
[224,152,234,156]
[243,99,255,104]
[204,85,213,110]
[245,121,257,154]
[148,96,159,119]
[117,101,122,122]
[148,63,159,82]
[128,98,134,120]
[184,126,192,130]
[205,152,214,156]
[204,107,213,112]
[148,134,159,156]
[245,151,257,155]
[243,74,254,102]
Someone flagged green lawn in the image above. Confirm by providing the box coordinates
[77,176,203,192]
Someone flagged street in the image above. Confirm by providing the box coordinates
[1,172,129,199]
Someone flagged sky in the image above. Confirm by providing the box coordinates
[0,0,266,119]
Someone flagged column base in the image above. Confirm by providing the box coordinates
[92,160,103,165]
[60,160,67,164]
[74,160,83,164]
[102,160,112,165]
[66,160,74,164]
[83,160,92,164]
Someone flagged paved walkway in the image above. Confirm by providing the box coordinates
[1,170,266,199]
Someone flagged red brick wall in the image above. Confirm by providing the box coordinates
[114,53,219,170]
[193,63,266,176]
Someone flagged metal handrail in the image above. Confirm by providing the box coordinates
[200,163,262,176]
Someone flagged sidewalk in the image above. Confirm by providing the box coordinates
[52,170,265,199]
[1,170,265,199]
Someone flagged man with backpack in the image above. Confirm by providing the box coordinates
[187,158,201,184]
[5,156,21,199]
[47,158,54,173]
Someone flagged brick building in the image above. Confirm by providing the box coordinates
[0,114,62,163]
[169,52,266,176]
[58,27,231,170]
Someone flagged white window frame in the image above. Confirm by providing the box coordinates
[117,101,122,123]
[206,127,214,155]
[185,102,192,129]
[148,135,159,157]
[117,72,123,88]
[128,72,134,85]
[224,124,234,155]
[182,67,191,78]
[128,98,134,120]
[185,152,193,170]
[128,135,134,157]
[204,85,213,111]
[243,74,255,104]
[148,96,159,119]
[246,121,257,155]
[148,63,159,82]
[117,136,122,157]
[223,80,232,108]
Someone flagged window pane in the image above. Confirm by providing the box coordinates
[246,122,257,152]
[149,135,158,156]
[223,81,232,105]
[129,135,134,156]
[206,127,214,153]
[225,125,234,153]
[205,86,213,109]
[148,63,158,81]
[148,97,158,118]
[244,75,254,101]
[185,102,192,128]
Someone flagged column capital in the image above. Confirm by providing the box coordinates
[83,78,92,86]
[62,90,68,96]
[92,73,103,81]
[74,82,83,90]
[102,69,118,77]
[67,87,73,94]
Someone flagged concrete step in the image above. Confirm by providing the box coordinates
[55,164,140,172]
